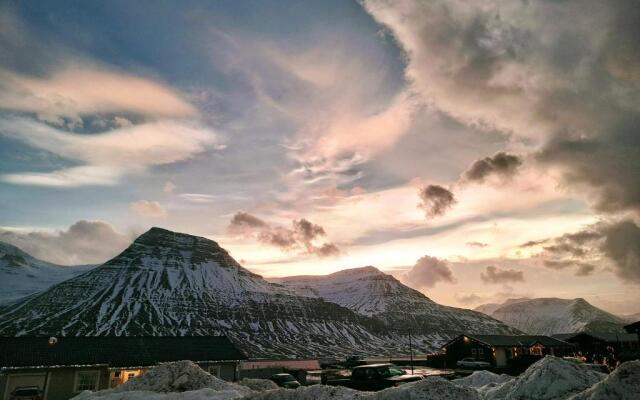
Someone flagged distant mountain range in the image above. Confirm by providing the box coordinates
[0,227,517,358]
[272,266,519,347]
[0,241,94,304]
[474,298,627,335]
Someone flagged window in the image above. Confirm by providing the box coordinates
[207,365,221,378]
[478,348,484,357]
[75,371,100,392]
[471,348,477,357]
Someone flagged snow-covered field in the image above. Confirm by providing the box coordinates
[72,358,640,400]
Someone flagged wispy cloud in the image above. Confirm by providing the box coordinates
[0,117,218,186]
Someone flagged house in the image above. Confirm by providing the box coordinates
[552,332,639,361]
[443,334,573,368]
[624,321,640,336]
[0,336,246,400]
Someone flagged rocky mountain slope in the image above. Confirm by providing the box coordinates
[475,298,626,335]
[272,266,520,349]
[0,228,519,357]
[0,241,94,304]
[0,228,400,357]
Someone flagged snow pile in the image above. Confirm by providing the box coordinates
[115,361,250,394]
[568,360,640,400]
[74,388,245,400]
[237,379,278,391]
[245,385,368,400]
[486,356,606,400]
[246,377,481,400]
[375,377,481,400]
[453,370,513,388]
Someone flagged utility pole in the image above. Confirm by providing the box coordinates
[409,328,414,375]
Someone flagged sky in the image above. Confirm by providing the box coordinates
[1,0,639,314]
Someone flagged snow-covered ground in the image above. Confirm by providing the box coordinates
[72,357,640,400]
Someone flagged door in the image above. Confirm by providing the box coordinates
[4,373,48,400]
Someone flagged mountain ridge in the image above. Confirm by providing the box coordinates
[475,297,626,335]
[0,240,95,305]
[0,227,519,357]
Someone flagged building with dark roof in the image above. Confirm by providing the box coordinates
[552,331,639,362]
[442,334,573,369]
[0,336,246,400]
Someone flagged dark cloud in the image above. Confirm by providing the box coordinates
[543,243,588,257]
[403,255,456,288]
[533,219,639,282]
[466,241,488,248]
[227,212,340,258]
[418,185,456,218]
[0,220,132,265]
[519,239,549,248]
[364,0,640,215]
[480,266,524,284]
[463,152,523,183]
[576,263,596,277]
[228,211,269,233]
[599,220,640,283]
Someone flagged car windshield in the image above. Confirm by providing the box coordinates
[378,366,405,377]
[279,375,296,382]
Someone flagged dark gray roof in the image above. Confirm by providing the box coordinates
[624,321,640,333]
[0,336,246,369]
[445,334,573,348]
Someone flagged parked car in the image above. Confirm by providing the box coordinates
[270,373,301,389]
[325,363,422,391]
[9,387,42,400]
[456,358,491,369]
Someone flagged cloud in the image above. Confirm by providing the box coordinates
[466,241,488,248]
[455,293,486,305]
[403,255,456,288]
[0,62,196,123]
[417,185,456,218]
[0,220,132,265]
[480,266,525,284]
[227,212,340,258]
[462,152,523,183]
[531,219,639,282]
[362,0,640,214]
[0,117,218,186]
[576,263,596,277]
[599,220,640,283]
[130,200,167,218]
[227,211,270,235]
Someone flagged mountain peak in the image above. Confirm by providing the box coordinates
[329,266,384,277]
[135,227,220,247]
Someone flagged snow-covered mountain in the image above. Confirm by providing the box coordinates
[475,298,626,335]
[0,228,403,357]
[0,241,94,304]
[0,228,520,357]
[272,266,520,348]
[474,298,531,316]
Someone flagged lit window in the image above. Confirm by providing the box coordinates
[75,371,100,392]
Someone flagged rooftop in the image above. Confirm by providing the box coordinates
[444,334,573,348]
[0,336,246,369]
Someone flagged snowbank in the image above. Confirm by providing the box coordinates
[74,388,246,400]
[244,385,368,400]
[114,361,250,394]
[237,379,278,391]
[245,377,481,400]
[72,361,250,400]
[568,360,640,400]
[486,356,606,400]
[453,370,513,388]
[375,377,481,400]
